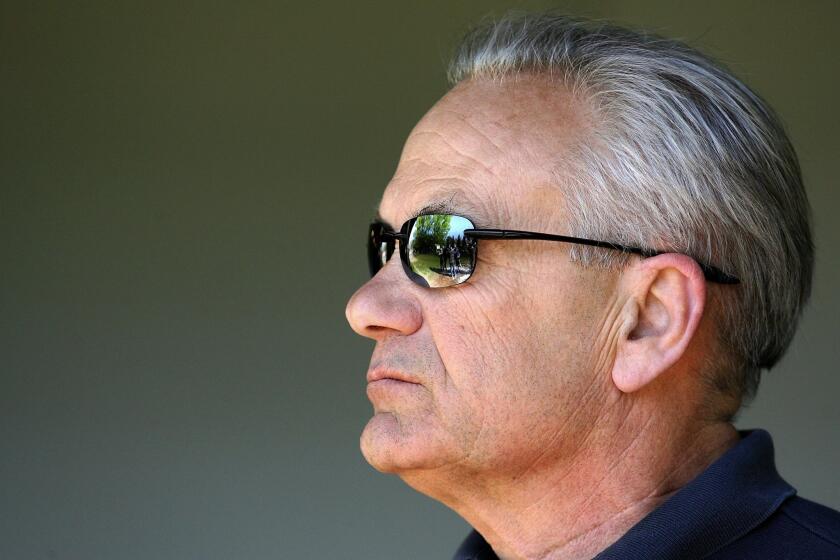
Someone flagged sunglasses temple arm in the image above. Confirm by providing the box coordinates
[465,228,651,254]
[465,229,739,284]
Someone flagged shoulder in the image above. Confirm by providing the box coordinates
[709,496,840,559]
[781,496,840,546]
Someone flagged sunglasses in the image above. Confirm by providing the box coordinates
[368,213,740,288]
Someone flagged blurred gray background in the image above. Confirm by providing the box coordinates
[1,1,837,558]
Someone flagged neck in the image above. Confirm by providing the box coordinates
[402,405,739,560]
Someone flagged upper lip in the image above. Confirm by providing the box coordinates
[367,368,421,384]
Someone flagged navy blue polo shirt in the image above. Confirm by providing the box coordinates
[453,429,840,559]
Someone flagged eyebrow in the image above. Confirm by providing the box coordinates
[374,193,491,229]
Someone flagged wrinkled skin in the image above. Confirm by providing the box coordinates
[346,76,623,483]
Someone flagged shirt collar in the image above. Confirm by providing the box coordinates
[453,429,796,560]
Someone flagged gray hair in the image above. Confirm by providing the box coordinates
[448,13,813,415]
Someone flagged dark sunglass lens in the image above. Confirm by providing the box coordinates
[406,215,476,287]
[367,223,394,277]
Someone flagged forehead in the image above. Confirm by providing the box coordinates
[377,76,590,228]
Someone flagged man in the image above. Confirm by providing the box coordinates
[345,13,839,560]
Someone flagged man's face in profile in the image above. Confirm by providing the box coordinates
[346,77,623,487]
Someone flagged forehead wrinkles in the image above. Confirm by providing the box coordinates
[403,108,510,177]
[380,108,514,227]
[399,80,589,190]
[379,78,589,228]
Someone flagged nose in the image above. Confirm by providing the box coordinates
[345,262,423,340]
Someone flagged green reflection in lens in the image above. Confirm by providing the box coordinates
[408,214,476,287]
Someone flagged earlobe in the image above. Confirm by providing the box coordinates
[612,297,660,393]
[611,255,707,394]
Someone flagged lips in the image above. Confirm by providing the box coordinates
[366,368,421,385]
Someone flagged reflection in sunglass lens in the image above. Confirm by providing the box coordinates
[407,214,476,287]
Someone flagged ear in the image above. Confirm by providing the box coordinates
[612,253,706,393]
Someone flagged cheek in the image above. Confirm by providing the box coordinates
[430,280,574,412]
[432,283,525,373]
[430,274,603,433]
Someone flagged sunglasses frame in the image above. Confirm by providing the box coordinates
[369,213,740,287]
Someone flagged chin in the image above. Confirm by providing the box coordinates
[360,411,451,473]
